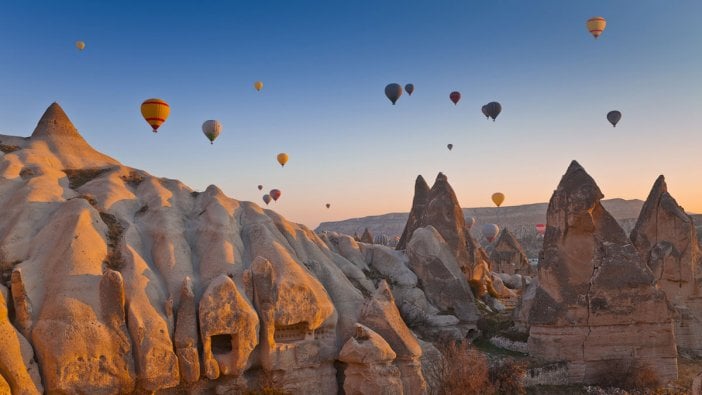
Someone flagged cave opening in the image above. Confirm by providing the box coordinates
[211,334,233,354]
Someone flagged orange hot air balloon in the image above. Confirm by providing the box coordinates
[270,189,281,201]
[491,192,505,207]
[254,81,264,91]
[141,98,170,133]
[277,153,289,167]
[586,16,607,39]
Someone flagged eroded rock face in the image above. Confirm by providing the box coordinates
[175,277,200,383]
[199,274,259,379]
[339,324,403,395]
[396,173,495,299]
[490,228,533,276]
[397,175,431,250]
[528,161,677,384]
[630,175,702,357]
[406,226,479,323]
[0,284,42,394]
[361,281,427,395]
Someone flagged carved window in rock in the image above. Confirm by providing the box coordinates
[211,333,234,354]
[274,322,312,343]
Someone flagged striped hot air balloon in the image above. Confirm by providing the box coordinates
[140,98,170,133]
[586,16,607,39]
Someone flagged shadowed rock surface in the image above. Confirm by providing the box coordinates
[630,175,702,357]
[490,227,533,276]
[527,161,677,384]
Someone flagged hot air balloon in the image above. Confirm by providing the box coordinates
[75,41,85,51]
[326,203,331,209]
[385,83,403,105]
[491,192,505,207]
[277,153,289,167]
[258,185,263,191]
[262,194,271,205]
[485,101,502,121]
[254,81,264,91]
[447,144,453,151]
[481,105,489,119]
[607,111,621,127]
[270,189,281,201]
[535,223,546,236]
[586,16,607,39]
[405,84,414,96]
[141,98,170,133]
[202,120,222,144]
[466,216,476,229]
[449,91,461,105]
[482,224,500,243]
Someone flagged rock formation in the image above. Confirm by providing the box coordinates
[397,175,431,250]
[630,175,702,357]
[490,228,534,276]
[0,103,432,393]
[339,324,403,395]
[361,228,374,244]
[527,161,677,384]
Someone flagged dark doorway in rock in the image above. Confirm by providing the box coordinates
[211,334,233,354]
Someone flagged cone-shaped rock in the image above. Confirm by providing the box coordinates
[490,228,533,276]
[397,175,430,250]
[361,227,374,244]
[631,175,702,357]
[31,102,80,139]
[527,161,677,384]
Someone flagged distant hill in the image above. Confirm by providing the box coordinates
[317,199,654,259]
[317,198,645,239]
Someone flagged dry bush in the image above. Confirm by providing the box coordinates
[426,340,494,395]
[594,360,660,391]
[489,358,526,395]
[64,168,112,189]
[0,144,20,153]
[99,212,125,270]
[120,170,145,187]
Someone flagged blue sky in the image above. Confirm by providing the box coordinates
[1,1,701,228]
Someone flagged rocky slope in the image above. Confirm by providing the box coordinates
[0,103,486,394]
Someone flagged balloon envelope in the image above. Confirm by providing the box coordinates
[140,98,170,133]
[447,144,453,151]
[254,81,264,91]
[491,192,505,207]
[586,16,607,39]
[485,101,502,121]
[277,153,289,167]
[325,203,331,209]
[404,84,414,96]
[607,111,622,127]
[270,189,282,201]
[449,91,461,105]
[482,224,500,243]
[385,83,403,105]
[202,120,222,144]
[75,41,85,50]
[258,185,263,191]
[481,105,489,119]
[262,194,271,205]
[466,216,476,229]
[535,223,546,235]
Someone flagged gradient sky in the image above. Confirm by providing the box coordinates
[1,1,700,228]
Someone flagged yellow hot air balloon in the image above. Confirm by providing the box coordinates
[586,16,606,39]
[491,192,505,207]
[254,81,264,91]
[277,153,289,167]
[140,98,170,133]
[75,41,86,51]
